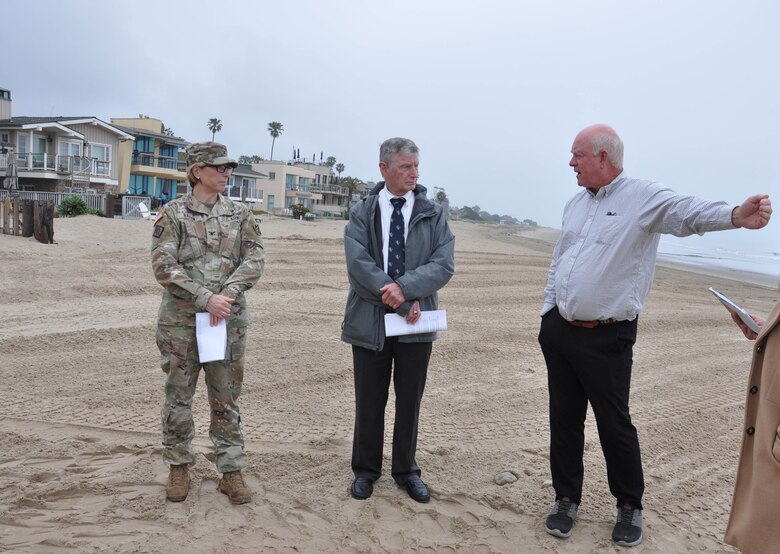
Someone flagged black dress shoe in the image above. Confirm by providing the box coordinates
[351,477,373,500]
[402,476,430,503]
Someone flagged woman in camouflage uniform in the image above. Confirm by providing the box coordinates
[151,142,265,504]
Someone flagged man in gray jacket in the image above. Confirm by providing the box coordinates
[342,137,455,503]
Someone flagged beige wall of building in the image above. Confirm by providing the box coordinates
[250,160,323,214]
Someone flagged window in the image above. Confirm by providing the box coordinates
[156,177,176,199]
[91,143,111,176]
[32,135,47,168]
[58,139,81,157]
[129,174,154,195]
[158,144,178,169]
[227,176,241,198]
[91,143,110,161]
[58,139,83,171]
[267,195,275,212]
[268,172,275,180]
[134,137,154,153]
[159,144,177,157]
[0,132,8,144]
[133,137,155,166]
[17,133,27,156]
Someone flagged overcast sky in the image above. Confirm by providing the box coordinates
[2,0,777,255]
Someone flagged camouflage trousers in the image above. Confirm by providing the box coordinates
[156,324,247,473]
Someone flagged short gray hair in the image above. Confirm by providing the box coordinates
[591,132,623,170]
[380,137,419,166]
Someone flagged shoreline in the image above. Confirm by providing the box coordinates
[510,224,779,290]
[656,258,779,290]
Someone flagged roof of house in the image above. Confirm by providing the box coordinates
[0,116,99,125]
[111,124,188,145]
[0,116,134,140]
[235,165,266,178]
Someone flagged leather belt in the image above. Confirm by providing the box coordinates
[569,318,618,329]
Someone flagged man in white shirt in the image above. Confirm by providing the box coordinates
[540,124,772,547]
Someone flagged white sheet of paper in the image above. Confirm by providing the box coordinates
[708,287,762,334]
[195,312,227,363]
[384,310,448,337]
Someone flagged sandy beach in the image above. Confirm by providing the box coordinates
[0,215,776,553]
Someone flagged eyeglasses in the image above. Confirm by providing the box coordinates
[206,164,233,175]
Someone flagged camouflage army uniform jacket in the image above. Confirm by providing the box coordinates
[151,193,265,328]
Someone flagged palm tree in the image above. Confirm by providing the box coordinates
[268,121,284,160]
[340,176,363,216]
[325,156,337,168]
[335,163,345,182]
[207,118,222,141]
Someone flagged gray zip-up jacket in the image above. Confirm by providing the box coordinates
[341,182,455,351]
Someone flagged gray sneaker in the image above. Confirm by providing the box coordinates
[612,504,643,547]
[544,498,578,538]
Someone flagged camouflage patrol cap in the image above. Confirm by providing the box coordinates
[186,142,238,168]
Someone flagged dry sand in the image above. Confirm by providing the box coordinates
[0,215,776,553]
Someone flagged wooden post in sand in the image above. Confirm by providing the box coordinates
[32,200,54,244]
[10,198,20,236]
[104,193,115,218]
[1,197,22,236]
[1,198,8,235]
[21,200,34,237]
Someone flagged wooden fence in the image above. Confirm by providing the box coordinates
[0,196,55,243]
[0,190,106,212]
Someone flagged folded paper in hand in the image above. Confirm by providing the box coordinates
[384,309,448,337]
[195,312,227,363]
[708,287,761,334]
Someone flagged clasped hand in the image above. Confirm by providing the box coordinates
[206,294,235,326]
[380,283,421,324]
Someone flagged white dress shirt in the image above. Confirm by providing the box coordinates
[542,172,736,322]
[379,186,414,275]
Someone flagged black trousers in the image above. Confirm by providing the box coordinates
[538,307,644,509]
[351,339,432,485]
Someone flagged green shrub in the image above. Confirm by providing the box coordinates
[57,195,89,217]
[290,203,310,219]
[56,196,104,218]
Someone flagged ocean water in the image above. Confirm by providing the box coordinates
[657,234,780,289]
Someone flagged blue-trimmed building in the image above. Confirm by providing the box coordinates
[111,117,187,202]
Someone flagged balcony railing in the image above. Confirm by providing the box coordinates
[131,152,186,171]
[310,183,348,195]
[0,154,111,177]
[227,184,263,202]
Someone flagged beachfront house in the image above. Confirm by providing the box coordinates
[294,161,350,217]
[249,160,321,216]
[0,87,133,194]
[111,117,188,205]
[226,165,266,211]
[250,159,353,217]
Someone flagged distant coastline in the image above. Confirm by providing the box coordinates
[513,227,780,291]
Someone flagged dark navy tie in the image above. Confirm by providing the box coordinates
[388,197,406,278]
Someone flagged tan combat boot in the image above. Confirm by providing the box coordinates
[166,464,190,502]
[218,470,252,504]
